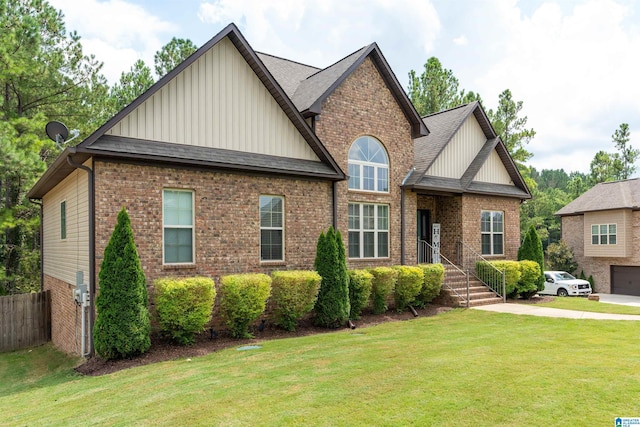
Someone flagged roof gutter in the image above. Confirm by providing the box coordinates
[66,150,96,357]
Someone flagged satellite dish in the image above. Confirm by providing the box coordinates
[46,121,69,145]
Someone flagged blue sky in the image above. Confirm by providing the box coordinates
[48,0,640,176]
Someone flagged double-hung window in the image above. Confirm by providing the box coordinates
[591,224,617,245]
[348,203,389,258]
[481,210,503,255]
[163,189,194,264]
[260,195,284,261]
[348,136,389,192]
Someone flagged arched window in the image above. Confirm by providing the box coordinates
[348,136,389,192]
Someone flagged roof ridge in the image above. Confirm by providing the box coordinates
[421,101,477,119]
[305,44,370,80]
[255,51,321,71]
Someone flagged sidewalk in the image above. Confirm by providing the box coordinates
[472,303,640,320]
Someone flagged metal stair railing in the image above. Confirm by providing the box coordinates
[456,240,506,302]
[418,240,469,308]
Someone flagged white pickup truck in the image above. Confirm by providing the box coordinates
[541,271,592,297]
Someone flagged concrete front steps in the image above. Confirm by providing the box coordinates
[439,265,504,307]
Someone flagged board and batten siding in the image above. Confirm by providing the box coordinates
[583,209,632,257]
[425,116,486,178]
[473,150,513,185]
[42,161,90,286]
[106,37,319,162]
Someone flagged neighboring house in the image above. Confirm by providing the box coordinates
[28,23,530,355]
[556,179,640,295]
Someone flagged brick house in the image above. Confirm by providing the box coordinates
[28,23,530,355]
[557,179,640,295]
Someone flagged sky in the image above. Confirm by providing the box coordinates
[47,0,640,176]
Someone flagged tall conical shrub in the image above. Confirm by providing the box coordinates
[313,227,350,328]
[517,225,545,295]
[93,208,150,359]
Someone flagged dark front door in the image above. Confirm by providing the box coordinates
[417,209,431,263]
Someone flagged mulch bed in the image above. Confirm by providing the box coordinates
[74,296,554,377]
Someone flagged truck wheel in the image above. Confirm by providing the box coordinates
[557,288,568,297]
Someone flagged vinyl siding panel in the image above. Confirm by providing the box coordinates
[584,209,631,257]
[42,160,90,286]
[106,37,319,161]
[473,150,514,185]
[426,116,485,178]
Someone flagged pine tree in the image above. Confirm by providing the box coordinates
[93,208,150,359]
[517,225,545,293]
[313,227,349,328]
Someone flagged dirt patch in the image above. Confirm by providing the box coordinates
[509,295,555,304]
[75,304,453,376]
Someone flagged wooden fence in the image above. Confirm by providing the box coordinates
[0,291,51,352]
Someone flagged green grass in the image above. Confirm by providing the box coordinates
[537,297,640,315]
[2,310,640,426]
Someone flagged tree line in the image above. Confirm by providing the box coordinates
[1,0,637,294]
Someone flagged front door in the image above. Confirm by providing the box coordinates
[417,210,431,263]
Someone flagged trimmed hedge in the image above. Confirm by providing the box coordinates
[270,270,321,331]
[417,263,445,305]
[393,266,424,311]
[93,207,150,360]
[517,261,540,298]
[219,273,272,338]
[154,277,216,345]
[369,267,398,314]
[348,269,373,320]
[476,260,521,296]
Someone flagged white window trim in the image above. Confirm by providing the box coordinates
[260,195,285,262]
[162,189,195,265]
[481,210,504,256]
[348,136,390,193]
[591,223,617,245]
[348,202,389,259]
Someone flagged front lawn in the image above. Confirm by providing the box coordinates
[2,309,639,426]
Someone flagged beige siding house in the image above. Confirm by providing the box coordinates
[557,179,640,295]
[28,23,530,355]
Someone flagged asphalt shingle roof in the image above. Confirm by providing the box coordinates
[556,179,640,215]
[256,52,320,98]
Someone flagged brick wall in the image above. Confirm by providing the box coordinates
[44,274,83,354]
[314,56,416,268]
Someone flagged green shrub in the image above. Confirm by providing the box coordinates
[546,240,578,274]
[219,273,272,338]
[476,260,521,297]
[313,227,350,328]
[517,225,545,291]
[417,263,445,305]
[93,207,150,360]
[517,260,541,298]
[588,275,594,290]
[270,270,321,331]
[579,270,587,280]
[392,266,424,311]
[348,270,373,320]
[369,267,398,314]
[154,277,216,345]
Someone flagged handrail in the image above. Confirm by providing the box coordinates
[456,240,506,302]
[418,240,468,307]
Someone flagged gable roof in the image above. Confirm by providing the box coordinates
[556,179,640,216]
[405,101,531,199]
[256,52,321,98]
[28,23,345,199]
[261,44,428,139]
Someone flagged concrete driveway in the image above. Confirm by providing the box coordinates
[473,294,640,320]
[597,293,640,307]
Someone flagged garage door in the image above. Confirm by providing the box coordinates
[612,266,640,296]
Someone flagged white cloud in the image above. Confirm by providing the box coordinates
[453,35,468,46]
[197,0,441,71]
[49,0,177,82]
